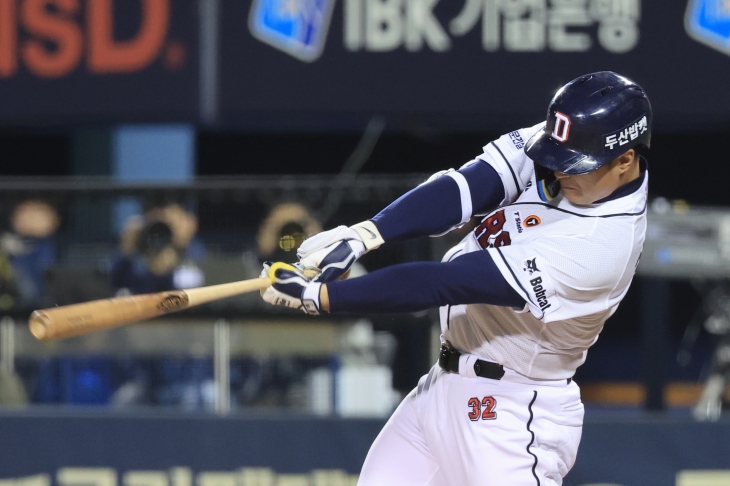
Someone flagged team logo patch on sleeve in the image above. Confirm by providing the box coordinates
[508,131,525,149]
[530,276,552,311]
[516,255,560,318]
[523,257,540,275]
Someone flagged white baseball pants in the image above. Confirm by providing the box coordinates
[357,363,584,486]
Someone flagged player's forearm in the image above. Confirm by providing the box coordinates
[370,162,505,244]
[322,250,524,314]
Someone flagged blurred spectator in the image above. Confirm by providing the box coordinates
[244,202,373,282]
[239,203,323,308]
[0,199,60,308]
[256,202,322,264]
[111,202,205,295]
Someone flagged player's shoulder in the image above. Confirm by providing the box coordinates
[485,122,546,156]
[519,212,599,242]
[524,228,636,292]
[508,199,640,254]
[539,208,639,243]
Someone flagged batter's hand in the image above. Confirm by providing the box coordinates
[260,262,323,315]
[297,221,384,282]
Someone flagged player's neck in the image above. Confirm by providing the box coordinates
[590,159,643,205]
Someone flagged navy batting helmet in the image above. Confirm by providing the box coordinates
[525,71,651,199]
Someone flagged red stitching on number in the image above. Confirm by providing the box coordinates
[481,396,497,420]
[468,397,481,421]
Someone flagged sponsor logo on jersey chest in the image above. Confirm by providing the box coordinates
[513,212,524,233]
[525,215,542,227]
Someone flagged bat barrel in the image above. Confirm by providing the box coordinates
[27,277,273,342]
[28,291,191,342]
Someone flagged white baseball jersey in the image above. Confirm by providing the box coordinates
[440,122,648,380]
[358,124,646,485]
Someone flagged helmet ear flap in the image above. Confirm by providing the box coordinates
[534,163,561,202]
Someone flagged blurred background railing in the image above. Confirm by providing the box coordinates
[0,176,443,414]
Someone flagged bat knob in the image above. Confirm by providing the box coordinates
[29,311,50,341]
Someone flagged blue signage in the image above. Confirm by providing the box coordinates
[249,0,336,62]
[686,0,730,56]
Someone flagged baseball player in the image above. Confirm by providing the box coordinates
[261,71,651,485]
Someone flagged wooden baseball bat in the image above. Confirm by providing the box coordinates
[28,277,274,342]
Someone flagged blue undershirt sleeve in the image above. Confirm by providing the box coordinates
[461,161,507,215]
[370,162,505,244]
[326,249,525,314]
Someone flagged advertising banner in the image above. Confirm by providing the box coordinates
[219,0,730,130]
[1,412,730,486]
[0,0,199,124]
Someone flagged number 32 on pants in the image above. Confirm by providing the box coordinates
[468,396,497,421]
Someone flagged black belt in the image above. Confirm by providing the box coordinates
[438,341,505,380]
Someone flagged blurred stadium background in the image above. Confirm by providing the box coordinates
[1,1,730,485]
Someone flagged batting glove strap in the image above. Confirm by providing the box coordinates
[309,240,358,282]
[300,280,323,315]
[261,262,322,315]
[350,221,384,252]
[297,226,359,259]
[298,226,367,282]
